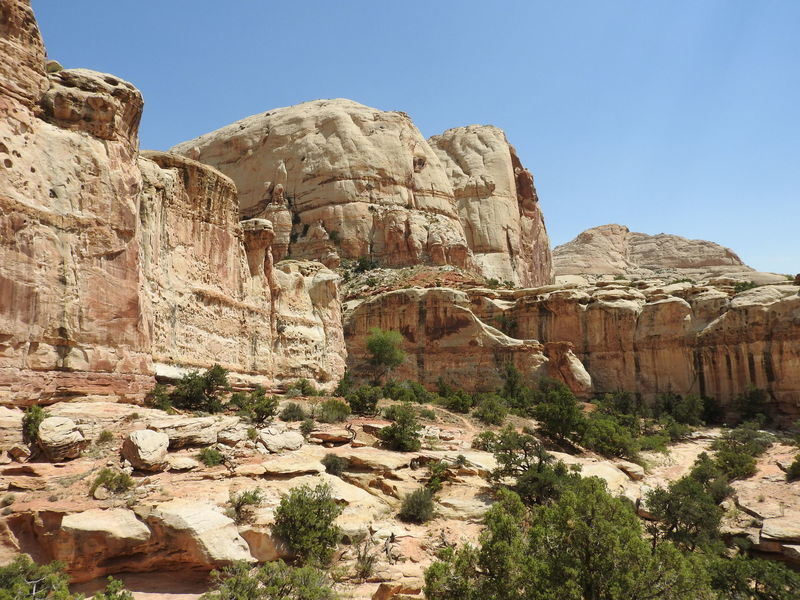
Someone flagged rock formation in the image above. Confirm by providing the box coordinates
[171,101,554,287]
[429,125,552,286]
[0,0,345,407]
[553,224,761,280]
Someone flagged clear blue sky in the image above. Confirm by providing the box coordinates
[33,1,799,274]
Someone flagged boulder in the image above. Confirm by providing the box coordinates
[121,430,169,471]
[37,417,87,461]
[257,425,304,454]
[761,515,800,543]
[147,415,240,448]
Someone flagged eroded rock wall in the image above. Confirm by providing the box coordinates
[172,99,473,271]
[429,125,553,287]
[0,0,345,405]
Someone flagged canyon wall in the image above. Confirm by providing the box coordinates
[0,0,344,406]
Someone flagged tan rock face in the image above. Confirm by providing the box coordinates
[172,99,473,271]
[429,125,552,287]
[0,2,346,405]
[344,287,549,391]
[553,224,752,279]
[121,430,169,472]
[36,416,87,461]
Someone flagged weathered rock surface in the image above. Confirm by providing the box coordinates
[429,125,552,287]
[36,417,87,461]
[147,415,240,449]
[172,98,473,270]
[344,287,550,390]
[553,224,759,280]
[0,0,345,406]
[121,430,169,472]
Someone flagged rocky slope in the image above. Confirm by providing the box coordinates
[552,224,782,282]
[0,0,344,406]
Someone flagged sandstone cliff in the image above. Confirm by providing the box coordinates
[429,125,552,287]
[553,224,758,280]
[172,101,554,287]
[0,0,345,406]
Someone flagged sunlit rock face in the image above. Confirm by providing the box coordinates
[430,125,553,287]
[0,0,345,406]
[172,98,473,270]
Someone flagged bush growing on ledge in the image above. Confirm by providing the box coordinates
[321,453,349,476]
[398,487,434,524]
[146,365,230,414]
[354,256,379,273]
[272,483,342,565]
[787,455,800,481]
[286,378,319,397]
[90,468,133,496]
[227,488,264,524]
[345,385,382,415]
[201,560,335,600]
[316,398,351,423]
[473,393,508,425]
[198,447,224,467]
[379,403,422,452]
[22,405,45,444]
[280,402,307,422]
[229,385,278,425]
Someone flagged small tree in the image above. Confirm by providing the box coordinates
[346,385,382,415]
[0,555,72,600]
[366,328,406,380]
[229,385,278,425]
[315,398,351,423]
[530,380,585,443]
[22,405,45,444]
[379,403,422,451]
[272,483,342,565]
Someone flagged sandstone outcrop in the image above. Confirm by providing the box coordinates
[0,0,345,407]
[553,224,758,280]
[172,99,473,270]
[344,287,550,391]
[429,125,552,286]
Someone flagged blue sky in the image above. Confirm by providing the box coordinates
[33,1,799,273]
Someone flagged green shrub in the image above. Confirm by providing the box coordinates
[581,413,639,458]
[300,418,315,437]
[366,328,406,377]
[93,576,134,600]
[473,394,508,425]
[354,256,379,273]
[419,407,436,420]
[472,430,497,451]
[733,387,771,425]
[334,369,356,397]
[96,429,114,444]
[379,403,422,451]
[425,461,450,494]
[654,393,705,426]
[352,535,379,581]
[0,555,72,600]
[733,280,758,294]
[90,468,133,496]
[146,383,173,412]
[346,385,382,415]
[710,422,773,480]
[227,488,264,524]
[398,487,434,523]
[201,560,335,600]
[442,390,473,414]
[316,398,351,423]
[287,379,319,397]
[198,447,224,467]
[229,386,278,425]
[272,483,342,564]
[321,453,349,476]
[280,402,307,422]
[384,380,435,404]
[787,455,800,481]
[22,405,45,444]
[645,477,723,552]
[247,427,258,441]
[531,381,585,443]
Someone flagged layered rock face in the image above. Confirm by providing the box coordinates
[0,0,344,406]
[172,101,554,286]
[172,99,473,270]
[553,224,754,279]
[429,125,553,286]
